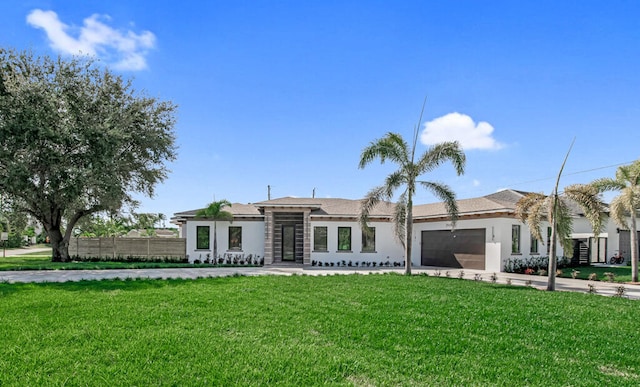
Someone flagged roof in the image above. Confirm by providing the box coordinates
[171,189,597,223]
[254,197,395,217]
[171,202,262,222]
[413,189,525,219]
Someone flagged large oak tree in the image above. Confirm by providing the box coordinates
[0,48,177,261]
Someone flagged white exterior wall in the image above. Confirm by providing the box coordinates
[185,220,265,263]
[411,217,562,272]
[309,220,404,265]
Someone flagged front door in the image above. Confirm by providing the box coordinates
[282,225,296,261]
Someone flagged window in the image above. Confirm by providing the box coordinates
[546,226,552,254]
[196,226,210,250]
[313,226,328,251]
[229,226,242,250]
[530,233,539,254]
[337,227,351,251]
[511,225,521,254]
[361,227,376,252]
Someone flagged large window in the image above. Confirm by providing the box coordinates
[229,226,242,250]
[337,227,351,251]
[361,227,376,252]
[511,225,521,254]
[530,233,539,254]
[546,226,552,254]
[314,226,328,251]
[196,226,210,250]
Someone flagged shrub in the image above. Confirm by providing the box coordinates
[503,256,571,274]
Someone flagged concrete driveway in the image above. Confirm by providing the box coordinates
[1,264,639,300]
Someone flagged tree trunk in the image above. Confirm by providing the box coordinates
[48,227,70,262]
[547,223,557,291]
[547,194,559,291]
[631,213,638,283]
[405,192,413,275]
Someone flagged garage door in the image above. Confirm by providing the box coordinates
[421,229,486,270]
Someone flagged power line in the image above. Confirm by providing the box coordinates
[504,160,635,188]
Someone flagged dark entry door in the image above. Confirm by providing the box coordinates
[282,225,296,261]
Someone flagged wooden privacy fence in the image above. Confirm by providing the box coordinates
[69,237,186,259]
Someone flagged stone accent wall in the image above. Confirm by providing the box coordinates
[303,210,311,264]
[264,211,274,264]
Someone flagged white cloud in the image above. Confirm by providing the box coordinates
[420,112,504,150]
[26,9,155,71]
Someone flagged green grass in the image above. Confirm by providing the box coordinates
[1,274,639,385]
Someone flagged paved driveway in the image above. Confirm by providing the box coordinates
[1,265,639,300]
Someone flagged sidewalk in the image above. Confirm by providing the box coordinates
[1,264,639,300]
[1,246,51,257]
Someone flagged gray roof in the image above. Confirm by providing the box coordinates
[172,202,262,219]
[254,197,395,217]
[172,189,596,223]
[413,189,525,219]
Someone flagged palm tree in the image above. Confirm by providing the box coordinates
[196,200,234,261]
[515,184,606,291]
[591,160,640,282]
[359,126,466,275]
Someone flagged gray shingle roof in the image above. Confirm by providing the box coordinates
[172,189,596,222]
[254,197,395,217]
[413,189,525,219]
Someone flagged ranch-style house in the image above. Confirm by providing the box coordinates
[171,189,639,271]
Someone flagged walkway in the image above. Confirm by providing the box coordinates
[1,264,639,300]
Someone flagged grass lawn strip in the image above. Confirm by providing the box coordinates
[1,274,639,385]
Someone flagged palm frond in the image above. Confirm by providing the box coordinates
[358,132,409,169]
[195,200,233,221]
[418,181,459,225]
[416,141,466,176]
[359,185,392,230]
[515,193,548,242]
[609,194,630,229]
[591,177,625,193]
[564,183,607,236]
[393,192,407,247]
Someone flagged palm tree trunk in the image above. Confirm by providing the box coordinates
[405,191,413,275]
[630,213,638,283]
[547,194,559,291]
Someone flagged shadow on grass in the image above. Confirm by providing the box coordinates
[0,277,202,295]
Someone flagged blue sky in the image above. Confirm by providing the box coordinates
[1,1,639,218]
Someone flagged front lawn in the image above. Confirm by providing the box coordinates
[1,274,638,385]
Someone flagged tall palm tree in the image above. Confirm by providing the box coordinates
[196,200,233,261]
[515,184,606,291]
[359,126,466,275]
[591,160,640,282]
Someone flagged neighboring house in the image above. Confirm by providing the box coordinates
[171,190,639,271]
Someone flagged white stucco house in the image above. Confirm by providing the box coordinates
[171,189,638,272]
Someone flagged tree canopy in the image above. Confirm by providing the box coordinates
[0,48,177,261]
